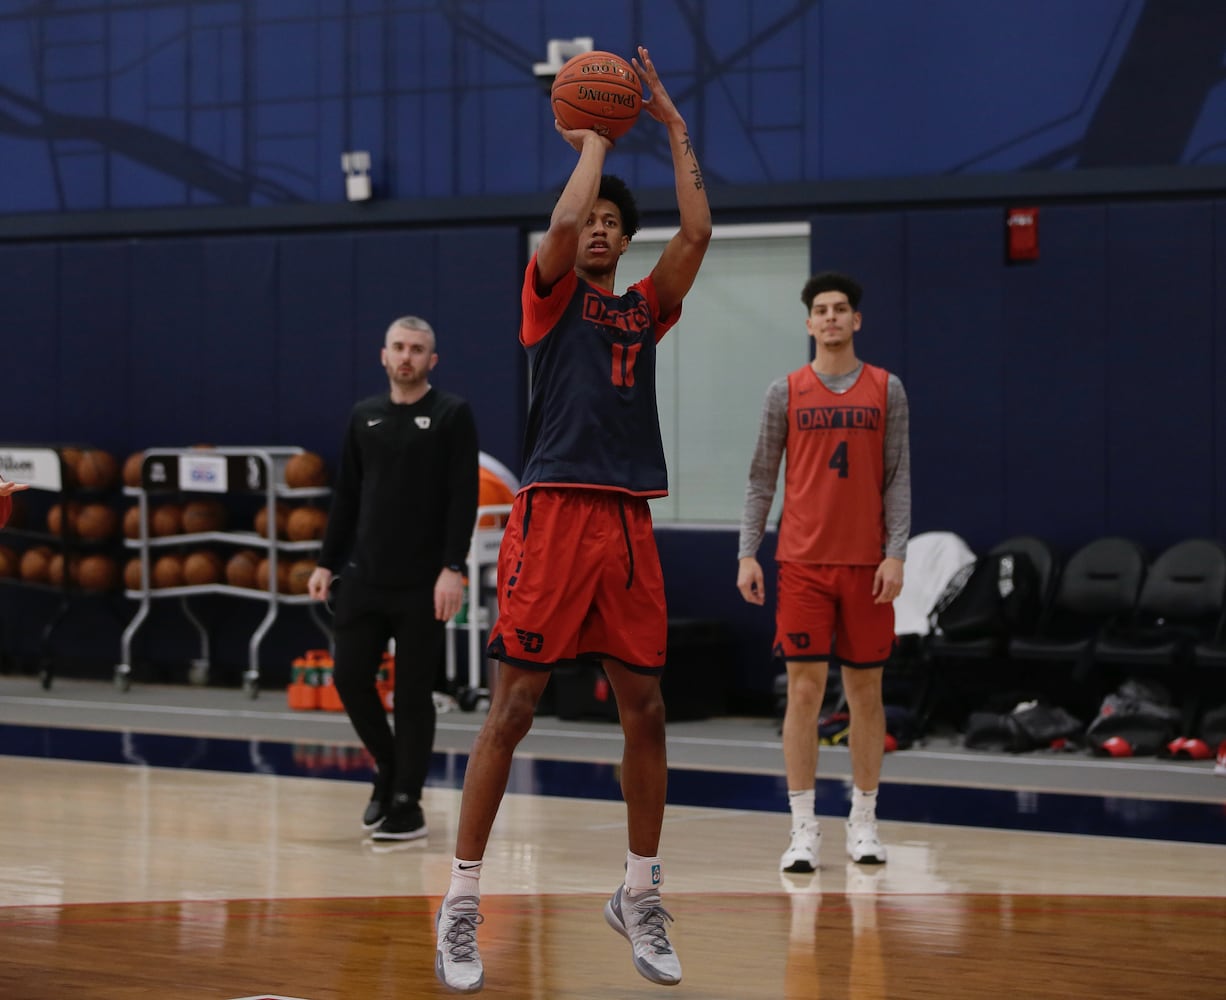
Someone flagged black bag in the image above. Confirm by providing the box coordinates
[931,551,1040,641]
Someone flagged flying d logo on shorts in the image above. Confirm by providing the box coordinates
[415,417,431,429]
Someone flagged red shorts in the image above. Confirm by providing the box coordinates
[774,562,894,668]
[487,488,666,672]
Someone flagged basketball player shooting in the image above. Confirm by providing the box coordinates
[434,45,712,994]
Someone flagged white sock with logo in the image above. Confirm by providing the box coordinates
[788,789,817,829]
[625,851,663,898]
[448,857,482,903]
[851,786,878,819]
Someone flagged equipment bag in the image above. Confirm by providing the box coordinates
[930,551,1040,641]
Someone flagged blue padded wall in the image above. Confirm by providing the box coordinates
[999,205,1110,551]
[1104,201,1216,547]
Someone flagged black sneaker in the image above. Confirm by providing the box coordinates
[371,795,427,841]
[361,765,394,831]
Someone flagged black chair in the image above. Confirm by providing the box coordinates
[1094,539,1226,730]
[919,535,1060,731]
[1008,536,1147,718]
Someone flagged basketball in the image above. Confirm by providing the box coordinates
[225,549,261,588]
[181,500,227,534]
[47,552,79,588]
[0,544,18,577]
[47,502,82,537]
[151,503,183,537]
[478,466,516,528]
[122,451,145,488]
[550,51,642,140]
[59,447,83,489]
[183,550,224,586]
[20,545,54,583]
[152,553,185,589]
[284,451,328,489]
[77,503,119,542]
[77,449,119,491]
[255,556,291,592]
[123,506,142,539]
[287,559,316,595]
[286,506,327,542]
[254,502,290,540]
[78,554,119,592]
[123,557,144,591]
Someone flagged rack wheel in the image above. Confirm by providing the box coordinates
[188,659,209,686]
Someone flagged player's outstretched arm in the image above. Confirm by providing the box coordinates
[635,45,711,317]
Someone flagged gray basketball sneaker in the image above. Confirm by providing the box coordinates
[435,894,484,993]
[604,885,682,986]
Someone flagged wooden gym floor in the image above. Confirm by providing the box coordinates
[0,675,1223,999]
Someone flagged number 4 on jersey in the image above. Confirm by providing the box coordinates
[828,440,849,478]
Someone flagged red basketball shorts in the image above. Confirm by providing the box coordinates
[487,487,666,672]
[774,562,895,668]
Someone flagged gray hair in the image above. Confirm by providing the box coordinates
[386,315,436,351]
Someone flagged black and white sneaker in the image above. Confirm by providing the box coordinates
[361,765,394,831]
[371,794,427,841]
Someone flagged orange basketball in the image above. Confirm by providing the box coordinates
[550,51,642,140]
[123,557,145,591]
[225,549,261,588]
[47,502,82,537]
[78,554,119,592]
[122,451,146,488]
[76,503,119,542]
[77,449,119,491]
[478,466,516,528]
[47,552,79,588]
[19,545,54,583]
[255,556,291,592]
[0,544,19,577]
[59,447,83,489]
[183,550,224,586]
[123,506,142,539]
[254,502,290,539]
[151,503,183,537]
[287,559,316,594]
[286,506,327,542]
[284,451,328,488]
[181,500,226,533]
[152,553,185,588]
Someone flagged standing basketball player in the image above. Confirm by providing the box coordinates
[307,316,479,842]
[736,272,911,873]
[435,46,711,994]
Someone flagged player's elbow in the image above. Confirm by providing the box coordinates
[682,219,712,250]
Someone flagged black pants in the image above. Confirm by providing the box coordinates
[331,576,443,802]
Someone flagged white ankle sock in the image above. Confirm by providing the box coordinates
[448,857,482,902]
[625,851,662,897]
[788,789,816,828]
[851,787,878,818]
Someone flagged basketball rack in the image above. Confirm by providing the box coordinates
[444,503,512,711]
[117,446,333,698]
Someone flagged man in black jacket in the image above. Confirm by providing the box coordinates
[308,315,479,841]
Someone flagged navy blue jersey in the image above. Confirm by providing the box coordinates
[518,255,681,497]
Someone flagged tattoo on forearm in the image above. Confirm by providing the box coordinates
[690,165,704,190]
[682,132,694,158]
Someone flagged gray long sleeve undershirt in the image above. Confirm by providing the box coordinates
[737,363,911,562]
